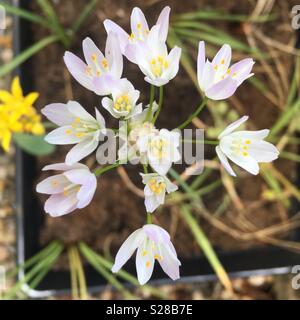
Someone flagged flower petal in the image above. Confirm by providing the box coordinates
[212,44,232,73]
[103,19,129,53]
[64,52,94,91]
[131,7,149,37]
[63,168,91,185]
[36,174,70,194]
[44,193,77,217]
[112,228,145,273]
[248,140,279,162]
[67,101,96,123]
[145,195,160,213]
[42,103,74,126]
[205,76,238,100]
[197,41,206,86]
[158,242,181,281]
[230,58,255,86]
[42,163,87,172]
[156,6,171,42]
[82,37,104,67]
[106,32,123,79]
[65,137,99,165]
[136,240,155,285]
[45,126,82,145]
[216,146,236,177]
[77,174,97,209]
[218,115,249,139]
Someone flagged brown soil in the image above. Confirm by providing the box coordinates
[28,0,297,265]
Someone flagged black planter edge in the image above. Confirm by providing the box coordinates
[13,0,300,298]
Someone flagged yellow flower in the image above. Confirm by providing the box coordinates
[0,77,45,152]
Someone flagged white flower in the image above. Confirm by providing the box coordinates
[112,224,181,285]
[197,41,255,100]
[42,101,106,165]
[101,78,142,119]
[140,173,178,213]
[104,6,171,63]
[216,116,279,176]
[132,39,181,86]
[36,163,97,217]
[64,33,123,96]
[117,103,159,163]
[137,129,181,175]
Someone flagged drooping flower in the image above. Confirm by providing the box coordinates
[140,173,178,213]
[36,163,97,217]
[216,116,279,176]
[137,129,181,175]
[0,76,44,152]
[112,224,181,285]
[64,33,123,96]
[101,78,142,119]
[42,101,106,165]
[104,6,171,63]
[197,41,254,100]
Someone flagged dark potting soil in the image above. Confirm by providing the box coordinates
[28,0,297,267]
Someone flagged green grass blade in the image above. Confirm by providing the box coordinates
[1,3,51,28]
[71,0,98,34]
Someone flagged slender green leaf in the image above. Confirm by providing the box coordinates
[1,3,51,28]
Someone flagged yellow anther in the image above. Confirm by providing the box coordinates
[221,59,225,64]
[63,188,69,196]
[146,261,151,268]
[243,146,249,150]
[243,152,249,156]
[91,54,97,61]
[96,71,101,77]
[227,68,231,74]
[154,254,159,260]
[65,129,72,135]
[214,65,218,70]
[76,132,85,138]
[137,23,142,29]
[233,72,237,77]
[245,140,251,144]
[114,95,131,113]
[142,251,147,257]
[75,117,81,123]
[129,33,135,40]
[102,58,108,69]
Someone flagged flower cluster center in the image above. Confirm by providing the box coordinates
[149,178,166,194]
[114,95,132,112]
[150,56,169,77]
[230,138,251,157]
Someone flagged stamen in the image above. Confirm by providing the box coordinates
[146,261,151,268]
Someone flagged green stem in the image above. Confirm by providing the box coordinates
[177,97,208,130]
[181,139,219,145]
[78,242,166,299]
[79,244,137,299]
[146,85,155,121]
[152,86,164,124]
[147,212,152,224]
[93,162,120,176]
[180,205,232,292]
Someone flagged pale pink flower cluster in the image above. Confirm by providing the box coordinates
[36,6,278,285]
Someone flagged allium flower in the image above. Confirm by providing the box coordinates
[0,76,44,152]
[140,173,178,213]
[104,6,171,63]
[42,101,106,165]
[101,78,142,119]
[216,116,279,176]
[112,224,181,285]
[64,34,123,96]
[137,129,181,175]
[197,41,254,100]
[36,163,97,217]
[134,41,181,86]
